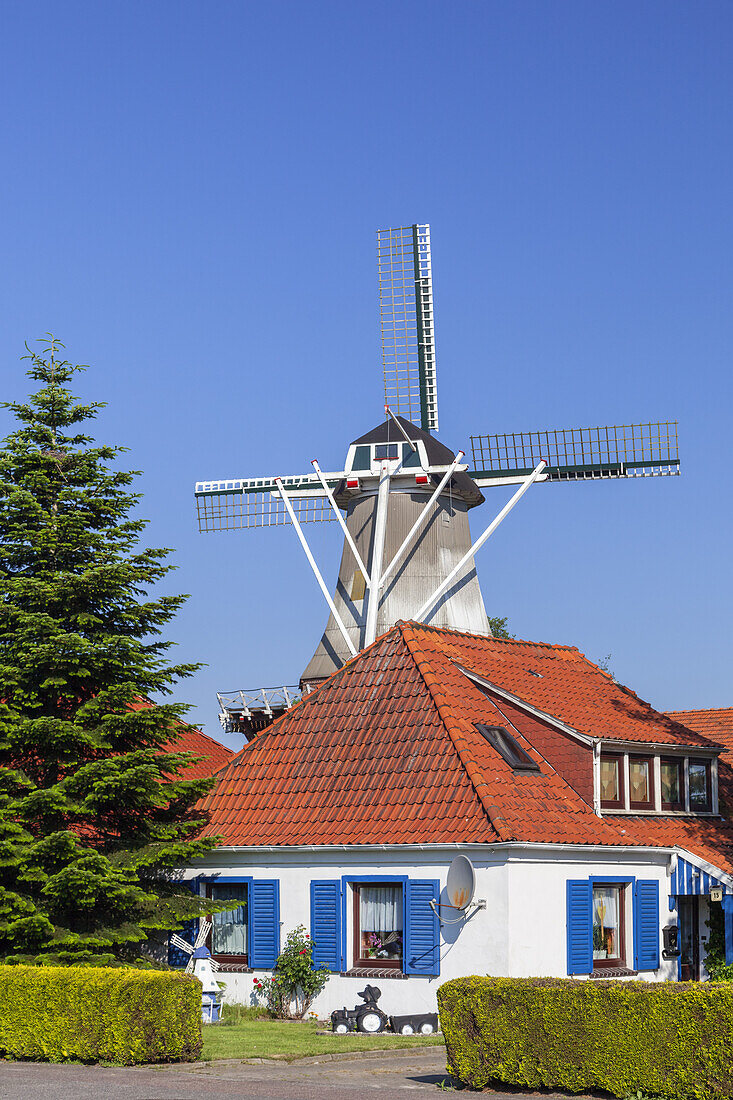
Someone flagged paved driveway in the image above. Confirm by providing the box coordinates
[0,1048,458,1099]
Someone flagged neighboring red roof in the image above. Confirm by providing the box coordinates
[200,622,733,876]
[128,696,234,779]
[164,724,234,779]
[666,709,733,758]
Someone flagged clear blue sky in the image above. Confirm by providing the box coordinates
[1,1,731,744]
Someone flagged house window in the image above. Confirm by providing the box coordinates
[688,760,711,812]
[592,884,625,969]
[661,758,683,810]
[353,884,403,968]
[600,753,624,809]
[206,882,248,963]
[628,755,654,810]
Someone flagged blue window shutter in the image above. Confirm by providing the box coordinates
[566,880,592,975]
[168,879,199,968]
[249,880,280,969]
[404,879,440,976]
[634,880,660,970]
[310,880,341,972]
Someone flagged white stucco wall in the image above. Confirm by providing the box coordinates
[187,843,677,1017]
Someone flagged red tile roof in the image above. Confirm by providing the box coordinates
[666,709,733,757]
[410,625,719,749]
[164,724,234,779]
[200,622,733,877]
[128,697,234,779]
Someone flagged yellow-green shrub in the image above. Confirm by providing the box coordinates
[438,976,733,1100]
[0,965,202,1064]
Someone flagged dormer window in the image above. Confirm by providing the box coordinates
[628,755,654,810]
[600,753,624,809]
[661,758,683,810]
[599,750,717,815]
[689,760,711,812]
[374,444,399,461]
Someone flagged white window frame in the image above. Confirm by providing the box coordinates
[596,749,718,816]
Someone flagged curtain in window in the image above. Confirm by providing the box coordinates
[360,885,403,932]
[593,886,619,959]
[212,884,247,954]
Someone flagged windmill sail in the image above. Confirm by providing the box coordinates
[469,421,679,484]
[378,224,438,432]
[195,473,341,532]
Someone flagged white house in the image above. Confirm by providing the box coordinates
[175,621,733,1016]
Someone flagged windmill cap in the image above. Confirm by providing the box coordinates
[193,945,212,959]
[347,416,484,509]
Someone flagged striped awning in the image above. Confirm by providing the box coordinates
[672,855,727,898]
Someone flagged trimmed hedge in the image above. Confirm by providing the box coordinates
[438,976,733,1100]
[0,965,202,1064]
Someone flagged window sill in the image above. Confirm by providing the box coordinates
[343,967,407,980]
[214,963,252,973]
[601,809,718,817]
[591,967,638,978]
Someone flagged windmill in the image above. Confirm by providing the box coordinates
[195,224,679,692]
[170,921,223,1022]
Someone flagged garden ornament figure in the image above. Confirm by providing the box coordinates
[170,921,223,1023]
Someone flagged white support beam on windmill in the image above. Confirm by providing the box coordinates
[379,449,466,592]
[311,459,372,589]
[275,478,358,659]
[363,460,392,647]
[414,461,547,625]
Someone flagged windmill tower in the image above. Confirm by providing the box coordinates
[195,224,680,693]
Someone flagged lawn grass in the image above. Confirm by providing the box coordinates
[201,1015,444,1062]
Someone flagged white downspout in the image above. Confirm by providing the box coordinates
[593,741,601,816]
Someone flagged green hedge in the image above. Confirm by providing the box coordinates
[437,976,733,1100]
[0,965,202,1064]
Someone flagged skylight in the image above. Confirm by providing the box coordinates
[475,724,540,772]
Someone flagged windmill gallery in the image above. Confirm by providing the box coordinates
[176,225,733,1021]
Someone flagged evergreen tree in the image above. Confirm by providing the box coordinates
[0,337,219,964]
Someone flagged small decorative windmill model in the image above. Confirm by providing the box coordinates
[195,225,679,687]
[170,921,222,1021]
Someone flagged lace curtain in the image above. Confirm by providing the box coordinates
[360,885,403,932]
[212,884,247,954]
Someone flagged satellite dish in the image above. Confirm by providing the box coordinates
[446,855,476,910]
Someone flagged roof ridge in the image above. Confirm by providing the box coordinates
[399,623,511,841]
[667,707,733,716]
[402,619,580,653]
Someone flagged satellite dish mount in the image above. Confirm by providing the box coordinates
[430,855,486,924]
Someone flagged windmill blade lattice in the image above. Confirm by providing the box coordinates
[378,224,438,432]
[195,474,340,533]
[469,421,679,483]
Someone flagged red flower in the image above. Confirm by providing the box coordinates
[299,948,308,954]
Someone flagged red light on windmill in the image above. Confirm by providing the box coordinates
[415,474,429,485]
